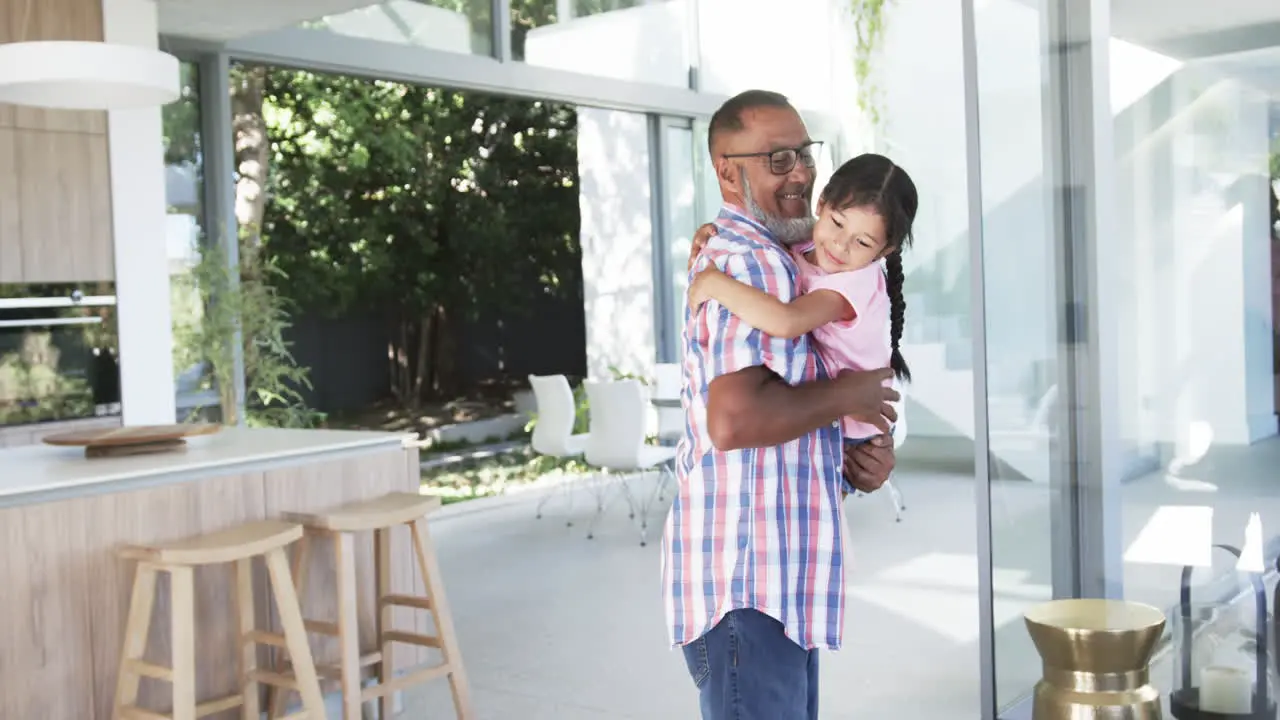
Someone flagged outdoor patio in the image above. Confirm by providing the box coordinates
[397,436,1280,719]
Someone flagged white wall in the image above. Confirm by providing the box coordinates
[575,107,656,380]
[524,0,846,114]
[523,2,689,88]
[319,2,474,53]
[103,0,177,425]
[695,0,840,116]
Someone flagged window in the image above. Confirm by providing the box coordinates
[302,0,494,56]
[516,0,692,88]
[162,60,217,418]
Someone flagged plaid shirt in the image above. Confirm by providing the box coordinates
[661,204,846,651]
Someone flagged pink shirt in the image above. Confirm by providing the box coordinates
[792,245,890,440]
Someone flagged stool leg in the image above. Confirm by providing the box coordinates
[267,533,312,719]
[111,562,158,720]
[170,565,198,720]
[334,532,363,720]
[235,558,261,720]
[265,547,328,719]
[409,518,473,719]
[374,527,395,720]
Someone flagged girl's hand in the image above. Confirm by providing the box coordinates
[687,223,718,272]
[688,266,724,309]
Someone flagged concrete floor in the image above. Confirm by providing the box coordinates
[398,437,1280,719]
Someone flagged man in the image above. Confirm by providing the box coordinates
[661,89,899,720]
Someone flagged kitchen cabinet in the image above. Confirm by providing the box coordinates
[13,129,114,281]
[0,128,19,282]
[0,0,114,283]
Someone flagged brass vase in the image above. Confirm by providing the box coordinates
[1025,598,1167,719]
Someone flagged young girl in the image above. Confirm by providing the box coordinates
[688,152,918,469]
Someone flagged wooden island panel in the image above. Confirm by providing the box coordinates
[0,443,422,720]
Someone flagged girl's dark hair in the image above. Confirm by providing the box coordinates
[819,153,919,383]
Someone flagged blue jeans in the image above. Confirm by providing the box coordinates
[681,609,820,720]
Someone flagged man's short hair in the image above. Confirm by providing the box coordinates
[707,89,793,156]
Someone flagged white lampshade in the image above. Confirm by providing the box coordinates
[0,41,180,110]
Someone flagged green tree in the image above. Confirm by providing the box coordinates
[162,62,202,167]
[258,69,582,407]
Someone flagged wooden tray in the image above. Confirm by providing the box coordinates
[42,423,222,458]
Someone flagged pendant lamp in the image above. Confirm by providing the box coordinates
[0,0,180,110]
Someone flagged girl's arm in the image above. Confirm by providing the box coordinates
[689,267,853,339]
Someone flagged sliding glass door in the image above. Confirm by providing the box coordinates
[963,0,1116,715]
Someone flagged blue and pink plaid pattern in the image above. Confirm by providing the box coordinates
[661,204,847,651]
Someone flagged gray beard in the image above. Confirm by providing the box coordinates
[741,172,815,246]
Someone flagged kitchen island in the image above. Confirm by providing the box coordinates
[0,427,427,719]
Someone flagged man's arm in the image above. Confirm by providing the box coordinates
[706,366,896,451]
[696,245,897,451]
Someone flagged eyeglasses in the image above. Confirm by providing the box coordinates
[723,141,824,176]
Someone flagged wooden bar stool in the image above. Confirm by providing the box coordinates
[111,520,328,720]
[266,492,472,720]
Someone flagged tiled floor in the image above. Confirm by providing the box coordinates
[399,437,1280,719]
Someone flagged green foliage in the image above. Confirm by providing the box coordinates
[421,444,588,504]
[173,235,324,428]
[257,69,583,403]
[851,0,894,132]
[1270,135,1279,239]
[0,333,94,425]
[262,73,581,316]
[606,364,650,386]
[162,62,201,167]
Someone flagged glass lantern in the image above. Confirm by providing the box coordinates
[1169,546,1278,720]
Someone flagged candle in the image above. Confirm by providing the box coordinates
[1200,665,1253,714]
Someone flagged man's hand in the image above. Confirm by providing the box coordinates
[688,223,718,271]
[833,368,899,435]
[843,434,896,493]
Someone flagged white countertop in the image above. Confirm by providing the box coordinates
[0,427,413,507]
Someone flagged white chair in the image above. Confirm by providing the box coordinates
[583,379,677,546]
[652,362,683,446]
[528,374,589,524]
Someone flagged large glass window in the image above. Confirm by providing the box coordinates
[970,0,1280,715]
[302,0,494,56]
[515,0,692,88]
[1099,0,1280,710]
[968,0,1073,712]
[661,119,696,358]
[162,60,217,419]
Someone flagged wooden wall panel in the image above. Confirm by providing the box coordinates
[85,134,115,276]
[0,128,19,282]
[0,0,108,133]
[14,128,114,281]
[0,0,114,282]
